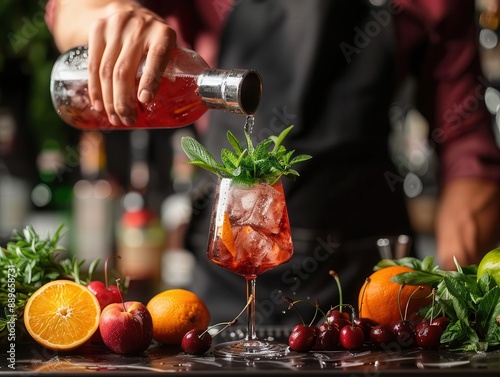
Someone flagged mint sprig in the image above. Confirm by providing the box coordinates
[181,125,312,185]
[377,256,500,352]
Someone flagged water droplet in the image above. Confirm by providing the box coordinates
[244,115,254,134]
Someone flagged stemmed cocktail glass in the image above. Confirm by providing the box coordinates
[181,123,311,358]
[207,177,294,357]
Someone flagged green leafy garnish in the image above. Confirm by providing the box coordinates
[181,125,312,185]
[0,224,99,342]
[376,256,500,352]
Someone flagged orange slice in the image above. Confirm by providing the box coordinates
[221,212,236,257]
[24,279,100,351]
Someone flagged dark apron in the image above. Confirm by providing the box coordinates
[186,0,413,325]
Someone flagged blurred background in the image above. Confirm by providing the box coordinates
[0,0,499,293]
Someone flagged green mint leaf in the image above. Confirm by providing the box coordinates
[437,297,459,321]
[390,270,443,286]
[477,285,500,337]
[421,256,435,271]
[478,272,494,295]
[221,148,239,170]
[181,136,225,176]
[227,130,243,155]
[444,275,469,307]
[270,125,294,152]
[441,318,479,348]
[290,154,312,165]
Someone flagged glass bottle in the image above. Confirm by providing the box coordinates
[71,131,120,271]
[50,46,262,130]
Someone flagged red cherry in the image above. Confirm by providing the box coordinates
[326,308,350,323]
[353,317,378,341]
[339,325,364,350]
[288,324,317,352]
[318,326,340,351]
[87,256,121,310]
[330,317,351,331]
[416,323,443,349]
[317,321,330,333]
[181,328,213,355]
[87,280,121,310]
[370,324,396,348]
[431,316,450,332]
[391,320,416,348]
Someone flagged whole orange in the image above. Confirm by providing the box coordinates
[358,266,432,327]
[146,289,210,345]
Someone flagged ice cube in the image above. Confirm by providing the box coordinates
[234,225,273,267]
[229,183,285,234]
[263,234,293,266]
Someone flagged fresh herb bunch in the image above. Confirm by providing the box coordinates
[0,224,99,341]
[376,256,500,352]
[181,125,312,185]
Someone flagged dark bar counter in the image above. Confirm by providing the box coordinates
[3,326,500,376]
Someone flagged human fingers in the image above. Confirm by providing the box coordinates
[111,12,176,125]
[98,10,141,126]
[137,23,177,104]
[87,8,175,126]
[88,20,106,114]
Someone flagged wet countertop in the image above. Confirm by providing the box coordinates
[3,326,500,376]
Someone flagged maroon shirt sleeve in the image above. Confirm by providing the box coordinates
[394,0,500,185]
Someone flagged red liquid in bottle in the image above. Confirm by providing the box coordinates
[52,74,207,130]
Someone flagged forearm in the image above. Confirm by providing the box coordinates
[49,0,142,51]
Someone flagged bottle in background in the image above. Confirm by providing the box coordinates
[71,131,120,271]
[160,129,196,289]
[0,108,30,244]
[28,141,73,242]
[115,130,165,301]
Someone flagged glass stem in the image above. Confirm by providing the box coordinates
[246,278,257,340]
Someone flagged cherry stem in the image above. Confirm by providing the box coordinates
[115,278,126,312]
[397,282,405,321]
[430,288,437,323]
[104,255,121,289]
[329,270,343,312]
[309,298,321,327]
[283,296,327,326]
[359,277,370,316]
[203,294,254,338]
[328,303,356,327]
[283,296,306,325]
[404,285,424,321]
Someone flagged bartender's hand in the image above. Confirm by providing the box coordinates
[435,177,500,270]
[51,0,177,126]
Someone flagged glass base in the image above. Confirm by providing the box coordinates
[213,339,291,359]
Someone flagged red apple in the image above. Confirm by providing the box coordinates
[99,301,153,355]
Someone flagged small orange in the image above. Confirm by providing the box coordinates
[358,266,432,327]
[24,279,100,351]
[146,289,210,345]
[221,212,236,257]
